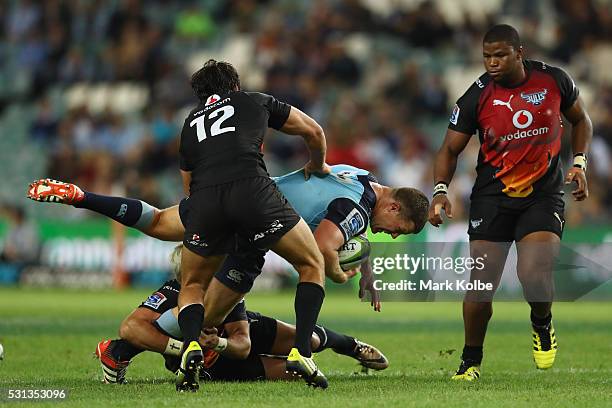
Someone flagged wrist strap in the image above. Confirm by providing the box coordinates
[433,182,448,197]
[164,338,183,356]
[213,337,228,353]
[573,153,587,171]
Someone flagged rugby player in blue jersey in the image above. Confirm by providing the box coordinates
[29,164,428,285]
[28,165,428,382]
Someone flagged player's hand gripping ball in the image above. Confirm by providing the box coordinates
[338,234,371,271]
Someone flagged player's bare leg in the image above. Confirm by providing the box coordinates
[27,178,185,241]
[270,219,327,388]
[517,231,560,369]
[453,240,511,381]
[140,205,184,241]
[175,247,225,391]
[202,278,246,328]
[260,357,296,381]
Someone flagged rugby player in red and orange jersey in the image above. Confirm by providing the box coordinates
[429,24,592,380]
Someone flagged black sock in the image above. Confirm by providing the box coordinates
[178,304,204,344]
[110,339,143,361]
[312,326,327,353]
[74,192,154,229]
[461,345,483,364]
[294,282,325,358]
[531,311,552,327]
[313,325,357,355]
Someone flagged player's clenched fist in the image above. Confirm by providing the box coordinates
[199,327,220,349]
[428,194,453,227]
[303,161,332,180]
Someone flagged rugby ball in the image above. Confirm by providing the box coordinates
[0,343,4,360]
[338,235,371,271]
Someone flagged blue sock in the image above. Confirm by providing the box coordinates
[74,192,155,230]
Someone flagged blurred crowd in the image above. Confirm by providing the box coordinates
[1,0,612,226]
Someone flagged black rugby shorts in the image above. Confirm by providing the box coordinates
[180,176,301,256]
[468,194,565,242]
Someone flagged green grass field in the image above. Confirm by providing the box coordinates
[0,288,610,407]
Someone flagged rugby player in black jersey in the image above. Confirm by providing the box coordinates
[94,245,389,384]
[173,60,333,390]
[429,25,592,380]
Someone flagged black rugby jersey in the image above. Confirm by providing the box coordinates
[179,91,291,192]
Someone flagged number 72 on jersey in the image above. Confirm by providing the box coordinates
[190,105,236,142]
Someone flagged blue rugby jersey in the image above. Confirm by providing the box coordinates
[274,164,377,242]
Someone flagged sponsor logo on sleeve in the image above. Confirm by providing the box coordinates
[450,104,460,125]
[144,292,167,309]
[340,208,366,239]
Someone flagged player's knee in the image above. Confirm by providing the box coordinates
[291,247,324,282]
[517,268,552,288]
[304,249,325,274]
[466,301,493,320]
[142,208,161,234]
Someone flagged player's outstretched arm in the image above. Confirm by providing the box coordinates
[429,130,471,227]
[562,96,592,201]
[280,107,331,179]
[119,307,183,356]
[27,179,185,241]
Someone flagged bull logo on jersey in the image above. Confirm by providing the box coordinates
[470,218,483,229]
[520,89,547,106]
